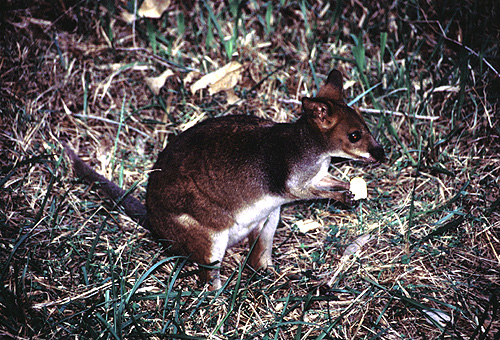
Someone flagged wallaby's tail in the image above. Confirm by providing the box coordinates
[62,142,148,227]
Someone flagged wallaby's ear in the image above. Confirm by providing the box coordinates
[302,97,338,131]
[316,69,344,101]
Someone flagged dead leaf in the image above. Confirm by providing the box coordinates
[190,61,244,100]
[343,234,374,256]
[138,0,171,19]
[295,219,323,234]
[422,309,451,327]
[145,69,174,95]
[121,10,135,23]
[207,62,243,95]
[183,71,201,87]
[327,233,375,287]
[433,85,460,93]
[225,89,240,105]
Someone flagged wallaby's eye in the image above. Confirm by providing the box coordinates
[348,131,362,143]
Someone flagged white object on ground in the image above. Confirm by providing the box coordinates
[350,177,368,200]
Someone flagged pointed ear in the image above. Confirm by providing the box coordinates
[302,97,338,131]
[316,69,344,101]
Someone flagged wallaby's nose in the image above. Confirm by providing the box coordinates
[369,145,385,163]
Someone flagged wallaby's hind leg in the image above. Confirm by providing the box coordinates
[248,207,280,270]
[151,214,227,290]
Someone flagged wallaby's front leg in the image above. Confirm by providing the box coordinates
[313,175,354,206]
[202,230,229,290]
[248,207,280,270]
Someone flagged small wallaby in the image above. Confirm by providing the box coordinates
[64,69,384,290]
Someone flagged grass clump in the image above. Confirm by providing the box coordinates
[1,0,499,338]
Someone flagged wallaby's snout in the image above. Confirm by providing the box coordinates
[368,143,385,164]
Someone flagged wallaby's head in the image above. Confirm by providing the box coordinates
[302,69,384,163]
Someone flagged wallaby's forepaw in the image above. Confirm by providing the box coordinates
[342,190,355,207]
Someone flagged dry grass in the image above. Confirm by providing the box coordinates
[1,0,499,339]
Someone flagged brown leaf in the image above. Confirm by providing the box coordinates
[295,219,323,234]
[138,0,171,19]
[145,69,174,95]
[183,71,201,87]
[342,234,374,256]
[190,61,244,100]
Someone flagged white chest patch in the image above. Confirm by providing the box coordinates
[227,195,287,247]
[309,157,331,187]
[287,156,331,191]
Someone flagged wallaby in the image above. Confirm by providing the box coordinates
[64,69,384,290]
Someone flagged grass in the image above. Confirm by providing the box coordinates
[1,0,499,339]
